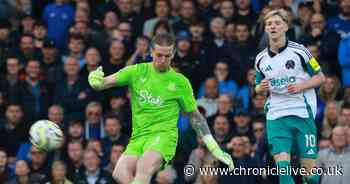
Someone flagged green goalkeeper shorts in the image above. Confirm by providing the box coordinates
[266,115,318,159]
[123,132,178,168]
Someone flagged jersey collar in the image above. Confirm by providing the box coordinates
[268,39,288,57]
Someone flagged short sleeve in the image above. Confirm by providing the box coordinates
[179,78,197,113]
[113,65,137,86]
[294,44,321,76]
[254,54,265,86]
[255,71,264,86]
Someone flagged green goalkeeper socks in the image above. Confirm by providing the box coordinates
[277,160,295,184]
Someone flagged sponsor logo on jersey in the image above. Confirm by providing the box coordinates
[139,90,164,106]
[270,76,296,87]
[285,60,295,69]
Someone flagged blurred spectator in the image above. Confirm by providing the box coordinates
[249,92,266,117]
[104,143,125,174]
[316,126,350,184]
[297,2,313,34]
[155,165,177,184]
[43,0,75,50]
[316,75,341,124]
[65,141,84,183]
[126,36,151,65]
[233,21,257,83]
[33,22,48,49]
[84,101,105,140]
[69,21,92,44]
[117,21,133,54]
[206,17,233,71]
[212,115,231,147]
[200,61,238,98]
[221,136,259,184]
[45,160,72,184]
[102,39,126,75]
[232,109,254,141]
[235,0,258,28]
[237,68,256,111]
[18,13,35,35]
[184,137,211,183]
[91,11,119,51]
[173,30,204,93]
[41,39,63,82]
[62,34,86,69]
[151,19,174,38]
[16,34,41,65]
[0,56,25,104]
[197,0,217,24]
[0,19,14,69]
[340,103,350,126]
[143,0,173,38]
[5,160,41,184]
[318,138,331,151]
[219,0,236,22]
[102,114,128,160]
[321,101,339,139]
[197,77,219,117]
[48,104,64,127]
[173,0,196,33]
[53,56,89,121]
[251,117,265,153]
[0,104,27,159]
[86,139,104,161]
[198,155,220,184]
[299,13,341,76]
[188,21,207,62]
[76,149,115,184]
[224,22,236,42]
[327,0,350,39]
[208,94,235,126]
[0,148,13,183]
[80,47,101,80]
[28,146,49,182]
[339,34,350,87]
[20,59,52,122]
[67,119,85,144]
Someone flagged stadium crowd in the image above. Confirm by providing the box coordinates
[0,0,350,183]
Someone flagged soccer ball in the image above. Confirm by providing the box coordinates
[29,120,64,151]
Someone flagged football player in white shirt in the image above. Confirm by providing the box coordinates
[255,9,325,184]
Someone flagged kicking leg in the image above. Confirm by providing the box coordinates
[132,150,163,184]
[113,154,139,184]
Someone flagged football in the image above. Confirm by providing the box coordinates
[29,120,64,151]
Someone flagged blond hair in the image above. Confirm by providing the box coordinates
[264,9,289,24]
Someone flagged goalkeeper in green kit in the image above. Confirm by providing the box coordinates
[88,33,234,184]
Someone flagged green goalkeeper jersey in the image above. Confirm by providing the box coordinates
[113,63,197,138]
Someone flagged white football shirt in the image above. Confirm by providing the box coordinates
[255,41,322,120]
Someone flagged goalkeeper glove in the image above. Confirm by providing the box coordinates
[88,66,105,90]
[203,135,235,170]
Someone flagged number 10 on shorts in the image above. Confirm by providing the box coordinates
[305,134,316,147]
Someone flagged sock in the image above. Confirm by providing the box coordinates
[131,181,142,184]
[305,174,320,184]
[276,160,295,184]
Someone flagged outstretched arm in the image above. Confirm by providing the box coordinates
[88,67,117,90]
[188,109,234,169]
